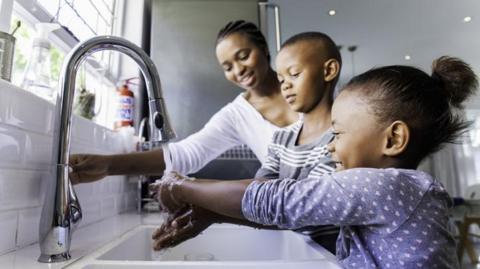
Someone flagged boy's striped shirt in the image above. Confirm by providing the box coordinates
[256,121,336,181]
[254,120,338,238]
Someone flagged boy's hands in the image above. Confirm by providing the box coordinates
[152,206,216,251]
[69,154,110,184]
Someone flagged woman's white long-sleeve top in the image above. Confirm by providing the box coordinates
[165,94,284,174]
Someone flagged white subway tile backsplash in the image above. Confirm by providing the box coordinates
[101,196,116,218]
[118,194,129,213]
[0,124,25,167]
[74,183,94,200]
[80,198,102,227]
[110,177,123,193]
[94,126,108,151]
[125,191,136,211]
[71,116,96,144]
[91,181,103,196]
[101,178,111,194]
[16,207,41,247]
[0,82,136,252]
[0,211,18,255]
[0,87,9,123]
[0,169,43,211]
[24,132,53,168]
[6,88,54,135]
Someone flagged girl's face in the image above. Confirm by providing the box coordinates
[328,89,386,170]
[275,42,327,113]
[215,33,270,91]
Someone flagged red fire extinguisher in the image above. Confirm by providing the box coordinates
[114,78,138,129]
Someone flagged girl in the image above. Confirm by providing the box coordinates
[69,20,297,183]
[154,56,478,268]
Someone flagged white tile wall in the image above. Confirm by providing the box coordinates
[0,211,17,255]
[0,81,136,255]
[0,124,24,168]
[16,207,42,247]
[0,169,44,211]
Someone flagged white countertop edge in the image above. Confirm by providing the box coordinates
[0,212,167,269]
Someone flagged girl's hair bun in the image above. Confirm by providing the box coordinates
[431,56,478,108]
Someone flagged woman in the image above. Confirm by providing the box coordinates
[70,20,298,184]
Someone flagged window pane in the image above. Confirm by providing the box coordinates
[37,0,116,39]
[13,0,119,129]
[10,14,65,93]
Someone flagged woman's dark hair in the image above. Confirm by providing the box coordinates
[344,56,478,164]
[216,20,270,62]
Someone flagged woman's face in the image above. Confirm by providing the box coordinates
[215,33,270,91]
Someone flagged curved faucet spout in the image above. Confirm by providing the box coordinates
[38,36,175,263]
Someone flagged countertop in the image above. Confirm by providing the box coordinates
[0,212,167,269]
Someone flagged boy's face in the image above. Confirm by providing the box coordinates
[216,33,270,91]
[328,89,386,170]
[275,42,327,113]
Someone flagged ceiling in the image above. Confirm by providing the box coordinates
[268,0,480,107]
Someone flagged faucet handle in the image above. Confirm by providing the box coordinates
[153,112,163,129]
[148,98,176,143]
[68,180,82,231]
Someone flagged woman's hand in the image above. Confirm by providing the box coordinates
[150,172,192,214]
[152,205,217,251]
[69,154,110,184]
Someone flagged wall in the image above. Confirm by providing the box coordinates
[264,0,480,105]
[0,81,136,255]
[150,0,258,139]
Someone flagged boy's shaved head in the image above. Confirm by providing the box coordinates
[281,32,342,67]
[275,31,342,112]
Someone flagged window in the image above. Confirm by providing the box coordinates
[36,0,118,69]
[10,14,64,89]
[11,0,124,129]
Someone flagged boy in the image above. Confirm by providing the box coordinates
[153,32,342,252]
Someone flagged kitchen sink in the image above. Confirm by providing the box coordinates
[81,261,339,269]
[67,224,341,268]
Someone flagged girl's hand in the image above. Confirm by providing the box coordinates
[150,172,192,214]
[152,205,217,251]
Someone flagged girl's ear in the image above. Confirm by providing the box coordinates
[383,121,410,156]
[324,59,340,82]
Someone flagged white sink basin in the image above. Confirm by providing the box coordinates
[67,224,341,268]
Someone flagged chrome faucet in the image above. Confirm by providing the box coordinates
[38,36,176,263]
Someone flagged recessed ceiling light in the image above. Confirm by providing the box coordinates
[404,55,411,60]
[328,10,336,16]
[464,16,472,23]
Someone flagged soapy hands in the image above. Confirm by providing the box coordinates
[150,171,218,251]
[152,206,216,251]
[149,171,193,214]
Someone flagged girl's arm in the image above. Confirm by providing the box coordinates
[173,179,254,219]
[242,169,418,230]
